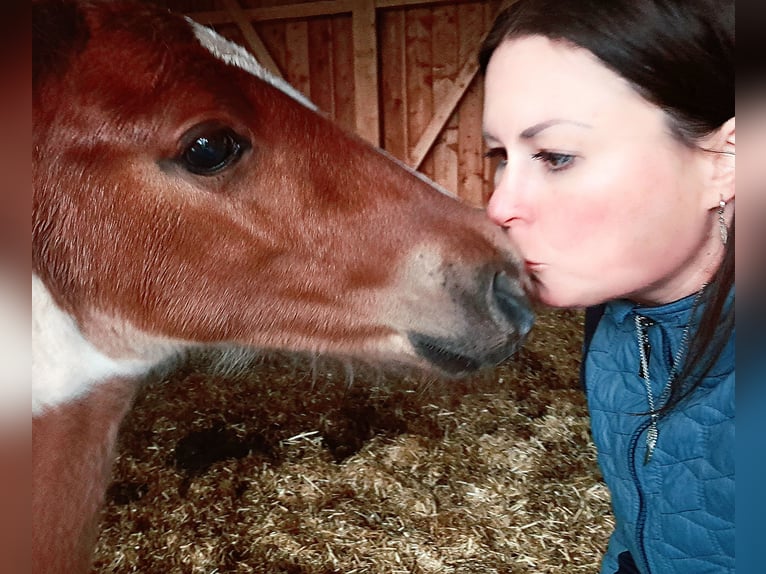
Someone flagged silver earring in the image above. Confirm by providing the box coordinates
[718,197,728,245]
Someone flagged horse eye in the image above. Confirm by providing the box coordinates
[180,128,245,175]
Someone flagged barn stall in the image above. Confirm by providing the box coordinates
[93,0,613,572]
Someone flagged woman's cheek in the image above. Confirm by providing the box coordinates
[541,201,607,253]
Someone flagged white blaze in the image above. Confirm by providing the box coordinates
[188,18,316,110]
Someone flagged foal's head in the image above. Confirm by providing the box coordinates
[32,0,533,412]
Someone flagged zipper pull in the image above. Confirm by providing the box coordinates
[644,425,658,465]
[636,315,654,377]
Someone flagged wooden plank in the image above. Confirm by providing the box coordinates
[379,9,408,161]
[377,0,476,8]
[431,3,459,193]
[256,20,288,76]
[332,15,356,132]
[351,0,380,145]
[285,20,311,98]
[405,7,433,175]
[309,17,335,115]
[220,0,283,78]
[457,2,485,206]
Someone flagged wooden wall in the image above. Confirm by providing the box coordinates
[151,0,503,206]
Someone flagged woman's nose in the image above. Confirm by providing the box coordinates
[486,175,526,228]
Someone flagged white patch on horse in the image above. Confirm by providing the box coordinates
[32,275,156,415]
[188,19,316,110]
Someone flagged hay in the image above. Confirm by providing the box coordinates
[93,308,613,573]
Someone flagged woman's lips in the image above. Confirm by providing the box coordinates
[525,260,543,271]
[521,261,543,296]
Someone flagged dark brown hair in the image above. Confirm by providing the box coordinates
[479,0,735,414]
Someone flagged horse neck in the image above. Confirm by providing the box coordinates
[32,275,152,572]
[33,377,138,574]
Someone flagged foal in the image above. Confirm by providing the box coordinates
[33,1,533,571]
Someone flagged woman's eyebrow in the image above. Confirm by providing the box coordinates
[482,119,592,145]
[520,119,592,139]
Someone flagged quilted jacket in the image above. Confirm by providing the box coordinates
[584,291,735,574]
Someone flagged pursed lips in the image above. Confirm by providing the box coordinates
[525,260,543,271]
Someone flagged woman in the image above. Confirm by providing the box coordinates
[478,1,734,573]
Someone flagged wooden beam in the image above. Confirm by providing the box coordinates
[191,0,460,26]
[408,54,477,169]
[194,0,353,26]
[352,0,380,145]
[376,0,476,8]
[220,0,283,78]
[285,20,311,97]
[458,2,488,206]
[380,9,408,160]
[431,3,459,192]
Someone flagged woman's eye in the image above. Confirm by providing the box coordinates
[532,151,576,172]
[483,148,508,163]
[180,128,245,175]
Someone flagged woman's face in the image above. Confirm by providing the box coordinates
[483,36,722,308]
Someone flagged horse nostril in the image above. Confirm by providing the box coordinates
[491,271,535,336]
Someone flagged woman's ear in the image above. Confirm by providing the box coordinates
[703,117,735,207]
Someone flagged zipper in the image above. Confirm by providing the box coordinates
[631,313,655,573]
[628,418,653,574]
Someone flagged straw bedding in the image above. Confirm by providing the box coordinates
[93,308,613,573]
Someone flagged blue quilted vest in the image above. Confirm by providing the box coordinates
[584,292,735,574]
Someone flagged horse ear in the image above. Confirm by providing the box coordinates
[33,0,89,89]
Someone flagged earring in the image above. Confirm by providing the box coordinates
[718,197,728,245]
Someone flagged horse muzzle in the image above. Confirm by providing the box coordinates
[407,270,534,376]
